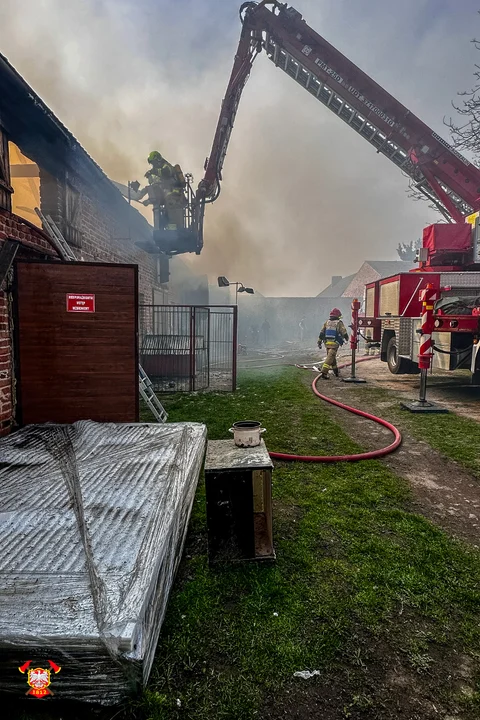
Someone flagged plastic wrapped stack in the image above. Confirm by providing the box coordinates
[0,420,207,704]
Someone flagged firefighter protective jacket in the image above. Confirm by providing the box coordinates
[319,319,348,347]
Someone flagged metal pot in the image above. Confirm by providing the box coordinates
[229,421,266,448]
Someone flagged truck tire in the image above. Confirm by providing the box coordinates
[386,336,413,374]
[409,361,420,375]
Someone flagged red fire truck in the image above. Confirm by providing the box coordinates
[360,220,480,383]
[198,1,480,223]
[151,1,480,254]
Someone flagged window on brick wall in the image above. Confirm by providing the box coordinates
[8,141,41,226]
[64,182,83,248]
[156,255,170,285]
[0,130,13,212]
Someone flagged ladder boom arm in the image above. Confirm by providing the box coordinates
[199,1,480,221]
[199,3,263,202]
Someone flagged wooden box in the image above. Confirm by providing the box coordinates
[204,439,274,563]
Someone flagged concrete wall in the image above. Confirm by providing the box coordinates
[237,295,353,347]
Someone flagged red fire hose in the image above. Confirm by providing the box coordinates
[269,357,402,463]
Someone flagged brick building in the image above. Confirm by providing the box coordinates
[0,52,203,433]
[317,261,417,304]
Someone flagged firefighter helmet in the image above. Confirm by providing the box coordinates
[330,307,341,318]
[148,150,163,164]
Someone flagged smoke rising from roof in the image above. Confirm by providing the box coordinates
[0,0,477,295]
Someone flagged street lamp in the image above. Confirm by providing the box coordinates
[217,276,254,304]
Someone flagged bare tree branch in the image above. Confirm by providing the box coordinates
[445,24,480,164]
[397,238,421,261]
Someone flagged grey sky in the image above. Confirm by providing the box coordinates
[1,0,478,295]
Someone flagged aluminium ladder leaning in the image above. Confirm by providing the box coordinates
[35,208,77,261]
[139,365,168,422]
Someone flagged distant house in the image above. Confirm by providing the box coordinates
[316,273,356,299]
[317,261,417,302]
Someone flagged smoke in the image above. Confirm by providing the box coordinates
[0,0,477,295]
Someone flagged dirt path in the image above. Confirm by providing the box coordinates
[300,363,480,545]
[263,633,477,720]
[352,354,480,422]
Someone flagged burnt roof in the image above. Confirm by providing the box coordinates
[0,52,153,240]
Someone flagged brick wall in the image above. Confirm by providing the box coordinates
[342,263,380,300]
[0,209,59,434]
[40,171,167,303]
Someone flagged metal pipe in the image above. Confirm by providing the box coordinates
[232,305,238,392]
[343,298,365,382]
[189,307,195,392]
[350,347,356,378]
[419,368,428,403]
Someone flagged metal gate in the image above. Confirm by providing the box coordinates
[139,305,237,392]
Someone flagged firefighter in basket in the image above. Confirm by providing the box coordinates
[317,307,349,379]
[136,151,187,229]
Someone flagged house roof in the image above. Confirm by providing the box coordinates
[342,260,418,299]
[0,52,153,242]
[316,273,356,298]
[317,261,417,299]
[365,260,417,276]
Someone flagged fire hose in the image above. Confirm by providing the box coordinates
[269,356,402,463]
[432,344,473,371]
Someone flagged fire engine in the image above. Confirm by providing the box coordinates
[150,1,480,384]
[360,220,480,384]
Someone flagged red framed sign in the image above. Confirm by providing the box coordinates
[66,294,95,313]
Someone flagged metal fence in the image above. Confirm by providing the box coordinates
[139,305,237,392]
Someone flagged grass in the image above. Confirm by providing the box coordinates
[349,383,480,477]
[134,367,480,719]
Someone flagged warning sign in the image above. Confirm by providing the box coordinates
[66,294,95,313]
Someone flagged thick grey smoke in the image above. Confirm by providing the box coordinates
[0,0,477,295]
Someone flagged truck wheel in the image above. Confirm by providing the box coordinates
[386,336,412,374]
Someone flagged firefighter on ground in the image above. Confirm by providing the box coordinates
[317,307,349,379]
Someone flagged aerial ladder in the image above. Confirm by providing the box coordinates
[146,0,480,258]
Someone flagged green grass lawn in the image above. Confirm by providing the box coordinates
[348,383,480,478]
[134,368,480,719]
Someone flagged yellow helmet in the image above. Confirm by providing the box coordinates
[148,150,163,164]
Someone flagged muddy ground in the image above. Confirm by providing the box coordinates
[259,347,480,549]
[351,354,480,423]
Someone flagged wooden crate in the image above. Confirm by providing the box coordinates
[205,439,275,564]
